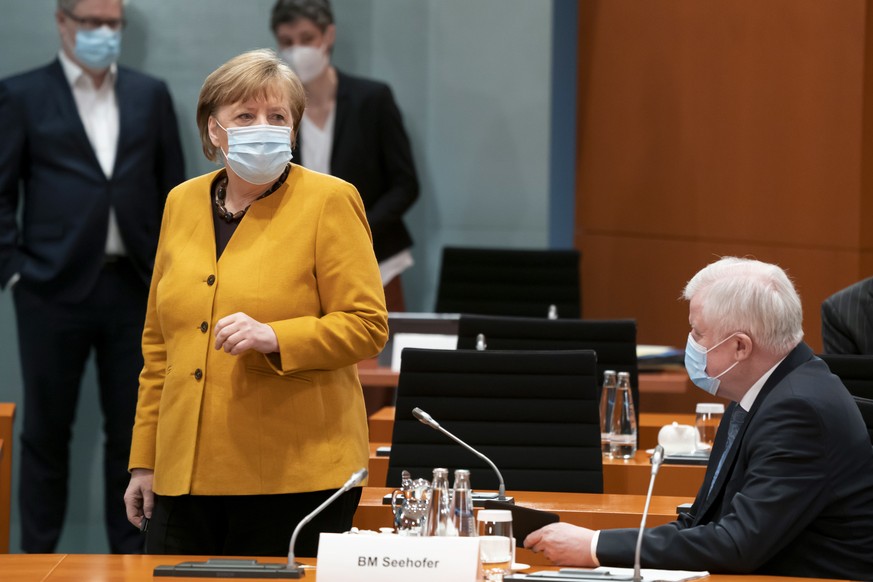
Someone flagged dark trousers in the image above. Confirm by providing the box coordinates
[14,258,148,553]
[146,488,363,557]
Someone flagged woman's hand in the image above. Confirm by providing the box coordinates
[214,312,279,355]
[124,468,155,529]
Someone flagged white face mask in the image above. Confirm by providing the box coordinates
[685,332,741,395]
[75,27,121,71]
[280,45,329,84]
[216,122,292,185]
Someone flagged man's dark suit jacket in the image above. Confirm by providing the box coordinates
[822,277,873,355]
[0,59,184,302]
[597,343,873,579]
[292,70,418,262]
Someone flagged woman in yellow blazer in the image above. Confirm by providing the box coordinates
[122,49,388,557]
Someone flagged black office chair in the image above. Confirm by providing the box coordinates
[818,354,873,444]
[388,348,603,493]
[456,315,639,421]
[817,354,873,400]
[434,247,581,318]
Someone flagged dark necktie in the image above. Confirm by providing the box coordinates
[707,406,748,498]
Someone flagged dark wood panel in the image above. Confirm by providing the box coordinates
[579,235,863,351]
[575,0,873,352]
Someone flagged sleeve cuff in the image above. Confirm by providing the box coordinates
[590,530,601,566]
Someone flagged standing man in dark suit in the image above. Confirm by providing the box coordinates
[821,276,873,354]
[270,0,419,312]
[0,0,184,553]
[526,257,873,579]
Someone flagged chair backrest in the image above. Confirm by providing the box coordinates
[434,247,581,318]
[388,348,603,493]
[456,315,639,421]
[817,354,873,400]
[818,354,873,444]
[853,396,873,445]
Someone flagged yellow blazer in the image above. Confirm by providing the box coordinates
[129,165,388,496]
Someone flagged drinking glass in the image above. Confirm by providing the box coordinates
[478,509,514,579]
[479,535,512,581]
[695,403,725,450]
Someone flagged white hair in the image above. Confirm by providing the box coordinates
[682,257,803,354]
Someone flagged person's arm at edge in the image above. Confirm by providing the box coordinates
[0,81,26,289]
[821,298,861,355]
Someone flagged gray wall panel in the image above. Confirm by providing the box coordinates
[0,0,557,552]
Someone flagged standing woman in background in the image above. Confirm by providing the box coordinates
[271,0,420,312]
[123,49,388,557]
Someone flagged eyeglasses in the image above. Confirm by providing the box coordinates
[63,8,126,31]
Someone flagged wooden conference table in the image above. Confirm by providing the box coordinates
[353,487,692,532]
[368,443,706,497]
[353,486,695,566]
[369,406,699,451]
[0,402,15,554]
[0,553,851,581]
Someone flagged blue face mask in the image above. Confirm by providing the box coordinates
[74,27,121,71]
[684,332,740,395]
[217,122,293,185]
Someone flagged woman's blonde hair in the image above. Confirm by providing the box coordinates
[196,49,306,162]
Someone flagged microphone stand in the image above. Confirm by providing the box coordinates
[412,407,508,501]
[633,445,665,582]
[153,468,368,579]
[286,468,368,570]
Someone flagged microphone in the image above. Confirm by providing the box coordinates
[412,407,507,501]
[633,445,665,582]
[286,468,368,570]
[153,468,367,579]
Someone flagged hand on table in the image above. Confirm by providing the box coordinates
[524,522,598,566]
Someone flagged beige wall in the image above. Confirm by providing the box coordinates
[576,0,873,351]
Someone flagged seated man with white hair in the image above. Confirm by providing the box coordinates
[525,257,873,579]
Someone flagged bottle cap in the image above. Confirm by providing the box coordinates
[696,403,725,414]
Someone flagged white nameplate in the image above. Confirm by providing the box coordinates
[316,533,479,582]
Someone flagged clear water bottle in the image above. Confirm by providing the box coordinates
[599,370,617,457]
[609,371,637,459]
[451,469,477,537]
[476,333,487,351]
[423,468,452,536]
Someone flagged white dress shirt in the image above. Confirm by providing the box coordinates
[300,107,335,176]
[58,50,126,256]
